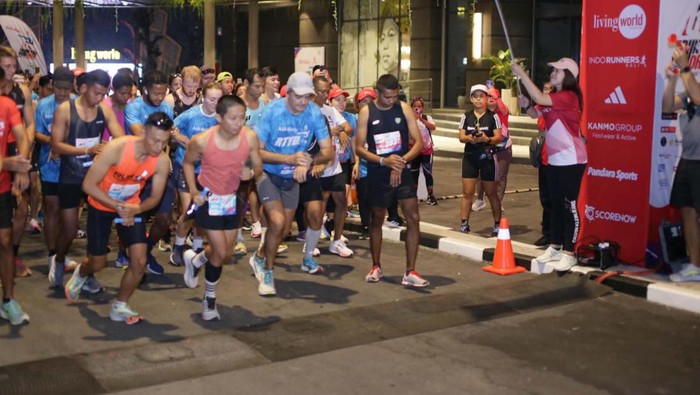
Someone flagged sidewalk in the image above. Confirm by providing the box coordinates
[351,156,700,315]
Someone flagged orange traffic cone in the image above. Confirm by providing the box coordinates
[483,218,526,275]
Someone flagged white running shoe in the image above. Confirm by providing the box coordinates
[329,240,353,258]
[48,254,64,289]
[183,250,199,288]
[669,263,700,282]
[258,269,276,296]
[365,265,383,282]
[471,199,486,212]
[202,296,220,321]
[251,221,262,238]
[547,253,577,272]
[532,246,563,265]
[109,303,143,325]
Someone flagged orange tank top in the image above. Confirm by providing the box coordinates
[89,136,159,212]
[197,128,250,195]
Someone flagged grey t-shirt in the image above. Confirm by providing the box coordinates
[679,97,700,160]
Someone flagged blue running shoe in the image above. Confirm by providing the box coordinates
[0,299,29,325]
[301,257,323,274]
[116,251,130,269]
[258,269,276,296]
[146,254,164,275]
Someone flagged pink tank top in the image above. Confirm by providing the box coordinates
[197,128,250,195]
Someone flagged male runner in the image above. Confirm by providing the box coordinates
[164,66,202,118]
[216,71,235,96]
[64,112,171,324]
[182,95,263,320]
[355,74,429,287]
[169,82,223,266]
[124,70,175,275]
[243,68,267,239]
[0,66,31,325]
[200,66,216,88]
[251,72,333,295]
[50,70,125,291]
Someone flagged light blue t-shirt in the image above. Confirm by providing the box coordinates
[173,104,218,169]
[254,98,329,178]
[124,96,174,135]
[340,111,357,163]
[35,94,72,183]
[245,96,266,128]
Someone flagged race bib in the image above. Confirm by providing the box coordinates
[107,183,140,202]
[374,131,401,155]
[208,193,237,216]
[75,136,100,159]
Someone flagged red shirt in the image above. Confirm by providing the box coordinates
[539,90,586,166]
[0,96,23,194]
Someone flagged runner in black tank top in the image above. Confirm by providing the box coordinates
[172,90,201,118]
[60,99,105,185]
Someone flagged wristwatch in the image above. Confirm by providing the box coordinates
[682,66,692,74]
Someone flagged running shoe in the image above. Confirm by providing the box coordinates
[358,226,370,240]
[330,232,349,243]
[277,244,289,255]
[183,250,200,288]
[64,266,87,303]
[48,255,64,289]
[459,221,470,233]
[301,257,323,274]
[0,300,29,326]
[426,195,438,206]
[76,229,87,239]
[471,199,486,212]
[251,221,262,238]
[347,209,360,218]
[109,303,143,325]
[249,253,265,281]
[669,263,700,282]
[234,241,247,256]
[532,246,563,266]
[202,296,220,321]
[64,257,80,272]
[302,243,321,257]
[401,270,430,287]
[116,251,130,269]
[29,218,42,235]
[169,244,186,267]
[241,218,253,231]
[492,225,500,237]
[296,230,306,242]
[14,257,31,277]
[258,268,276,296]
[157,239,172,252]
[386,217,404,228]
[81,275,105,294]
[547,253,577,272]
[146,254,164,275]
[329,239,353,258]
[365,265,383,283]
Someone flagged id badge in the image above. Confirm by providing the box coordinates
[208,193,237,216]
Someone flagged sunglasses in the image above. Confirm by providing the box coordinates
[201,68,215,75]
[147,115,174,130]
[170,73,181,79]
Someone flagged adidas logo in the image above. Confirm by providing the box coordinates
[604,86,627,104]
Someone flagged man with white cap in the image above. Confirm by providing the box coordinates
[249,71,334,296]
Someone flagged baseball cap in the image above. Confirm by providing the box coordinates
[329,87,349,100]
[286,72,315,96]
[547,57,579,78]
[280,85,288,97]
[216,71,233,82]
[470,84,488,95]
[355,88,376,102]
[72,67,85,77]
[53,66,74,88]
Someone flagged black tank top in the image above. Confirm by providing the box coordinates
[172,90,201,118]
[9,84,25,123]
[366,101,409,170]
[59,99,105,184]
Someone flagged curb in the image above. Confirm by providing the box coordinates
[345,220,700,315]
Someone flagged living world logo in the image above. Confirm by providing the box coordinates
[592,4,646,39]
[585,205,637,224]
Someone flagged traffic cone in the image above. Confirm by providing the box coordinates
[483,218,526,275]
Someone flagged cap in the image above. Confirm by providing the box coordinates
[53,66,74,88]
[216,71,233,82]
[470,84,488,95]
[280,85,288,97]
[329,87,349,100]
[487,88,500,99]
[286,72,315,96]
[356,88,376,102]
[547,57,579,78]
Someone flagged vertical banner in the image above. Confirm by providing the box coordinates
[0,16,47,75]
[579,0,659,264]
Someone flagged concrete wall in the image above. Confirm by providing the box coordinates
[409,0,442,109]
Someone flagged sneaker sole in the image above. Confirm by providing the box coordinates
[109,312,143,325]
[0,310,29,325]
[402,280,429,287]
[202,312,221,321]
[301,265,323,274]
[329,249,353,258]
[258,288,277,296]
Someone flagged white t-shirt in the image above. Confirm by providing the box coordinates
[319,104,347,178]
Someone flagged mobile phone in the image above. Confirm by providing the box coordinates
[35,66,40,73]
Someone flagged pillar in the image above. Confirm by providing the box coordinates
[53,0,64,68]
[75,0,85,69]
[248,0,259,68]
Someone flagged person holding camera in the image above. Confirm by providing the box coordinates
[458,84,503,235]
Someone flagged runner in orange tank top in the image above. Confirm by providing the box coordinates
[64,112,172,325]
[181,95,263,321]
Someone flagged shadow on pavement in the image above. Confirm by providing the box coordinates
[274,279,357,304]
[187,298,281,330]
[74,303,183,342]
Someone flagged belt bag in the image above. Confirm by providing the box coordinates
[265,172,296,191]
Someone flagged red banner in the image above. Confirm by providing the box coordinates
[579,1,659,264]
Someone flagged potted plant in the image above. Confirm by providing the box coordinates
[483,49,527,115]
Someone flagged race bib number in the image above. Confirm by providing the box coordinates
[75,137,100,159]
[374,131,401,155]
[208,193,237,216]
[107,183,140,202]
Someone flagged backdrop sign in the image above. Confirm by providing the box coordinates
[579,0,659,264]
[0,15,47,75]
[294,47,325,74]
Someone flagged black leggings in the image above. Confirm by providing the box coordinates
[410,153,434,194]
[547,164,585,252]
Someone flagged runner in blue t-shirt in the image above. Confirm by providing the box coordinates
[122,70,174,275]
[249,72,333,297]
[169,83,223,267]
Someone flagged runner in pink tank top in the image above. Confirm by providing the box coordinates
[181,95,264,321]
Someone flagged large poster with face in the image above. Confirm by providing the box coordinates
[578,0,659,264]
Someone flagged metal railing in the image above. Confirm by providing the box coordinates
[341,78,433,111]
